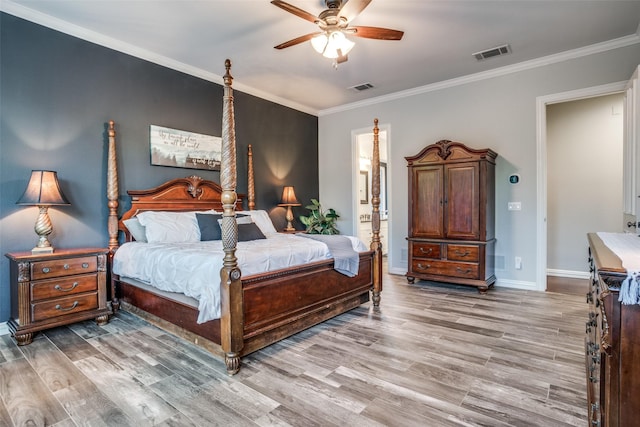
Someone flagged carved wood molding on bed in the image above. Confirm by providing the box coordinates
[106,59,382,375]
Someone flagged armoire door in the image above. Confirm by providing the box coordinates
[411,165,444,238]
[445,162,480,240]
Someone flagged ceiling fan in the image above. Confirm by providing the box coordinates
[271,0,404,65]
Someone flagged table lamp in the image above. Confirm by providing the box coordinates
[279,186,301,232]
[16,170,70,254]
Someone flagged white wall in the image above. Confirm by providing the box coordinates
[547,94,623,275]
[318,43,640,289]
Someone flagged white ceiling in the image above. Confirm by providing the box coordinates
[3,0,640,115]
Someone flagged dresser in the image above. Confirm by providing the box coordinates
[6,248,111,345]
[405,140,497,292]
[586,233,640,426]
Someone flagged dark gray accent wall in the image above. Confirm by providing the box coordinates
[0,13,319,323]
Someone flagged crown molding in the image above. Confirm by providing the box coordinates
[319,33,640,116]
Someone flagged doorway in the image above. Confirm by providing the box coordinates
[536,82,626,291]
[352,124,390,257]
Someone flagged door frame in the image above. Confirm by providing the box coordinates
[536,81,626,291]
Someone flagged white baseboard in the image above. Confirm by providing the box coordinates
[495,278,539,291]
[547,269,590,279]
[388,267,540,291]
[0,322,8,336]
[388,267,406,276]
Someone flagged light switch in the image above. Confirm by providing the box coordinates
[508,202,521,211]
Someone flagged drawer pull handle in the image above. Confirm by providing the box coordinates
[64,264,70,270]
[419,248,433,255]
[54,282,78,292]
[456,267,472,274]
[416,263,430,270]
[42,267,50,273]
[55,301,79,312]
[82,263,89,269]
[454,250,470,257]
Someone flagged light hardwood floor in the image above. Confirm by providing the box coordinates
[0,271,588,426]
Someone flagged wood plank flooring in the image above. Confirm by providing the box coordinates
[0,271,588,426]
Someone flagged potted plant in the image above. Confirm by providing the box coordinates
[299,199,340,234]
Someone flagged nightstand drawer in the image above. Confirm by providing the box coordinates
[31,256,97,280]
[31,274,98,302]
[32,292,98,322]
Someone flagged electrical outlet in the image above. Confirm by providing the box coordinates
[508,202,522,211]
[515,256,522,270]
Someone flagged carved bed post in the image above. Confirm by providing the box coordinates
[219,59,244,375]
[370,118,383,306]
[107,120,120,311]
[247,144,256,210]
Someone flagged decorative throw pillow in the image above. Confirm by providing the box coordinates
[238,222,267,241]
[197,213,251,241]
[236,210,278,235]
[136,211,200,243]
[123,218,147,242]
[196,213,223,241]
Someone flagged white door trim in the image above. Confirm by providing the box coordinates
[536,81,626,291]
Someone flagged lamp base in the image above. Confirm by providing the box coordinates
[32,246,54,254]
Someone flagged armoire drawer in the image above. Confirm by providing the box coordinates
[411,259,479,279]
[411,242,441,259]
[446,244,479,262]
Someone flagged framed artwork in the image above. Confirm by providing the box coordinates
[149,125,222,170]
[359,171,369,204]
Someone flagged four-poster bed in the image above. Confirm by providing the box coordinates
[106,60,383,374]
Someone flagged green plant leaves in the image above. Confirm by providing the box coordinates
[298,200,340,235]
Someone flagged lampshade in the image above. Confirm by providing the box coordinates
[279,186,301,206]
[311,31,355,59]
[17,170,70,206]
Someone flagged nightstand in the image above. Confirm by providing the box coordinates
[5,248,111,345]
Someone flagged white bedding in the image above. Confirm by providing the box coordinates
[112,233,368,323]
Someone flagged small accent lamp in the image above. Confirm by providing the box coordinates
[16,170,70,254]
[278,186,301,232]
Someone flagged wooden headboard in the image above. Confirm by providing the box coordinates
[117,175,246,242]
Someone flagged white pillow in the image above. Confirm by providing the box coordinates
[123,218,147,242]
[237,210,278,235]
[136,211,201,243]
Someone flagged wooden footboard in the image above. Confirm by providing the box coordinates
[113,251,373,359]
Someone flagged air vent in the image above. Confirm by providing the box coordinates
[473,44,511,61]
[350,82,374,92]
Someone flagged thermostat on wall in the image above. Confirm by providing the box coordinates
[509,174,520,184]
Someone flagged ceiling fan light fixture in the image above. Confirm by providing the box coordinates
[311,31,354,59]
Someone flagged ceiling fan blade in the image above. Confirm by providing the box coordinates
[337,54,348,64]
[274,32,322,49]
[339,0,372,23]
[270,0,318,24]
[348,26,404,40]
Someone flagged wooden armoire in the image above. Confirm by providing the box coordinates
[406,140,497,293]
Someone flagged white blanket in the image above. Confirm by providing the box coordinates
[112,233,367,323]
